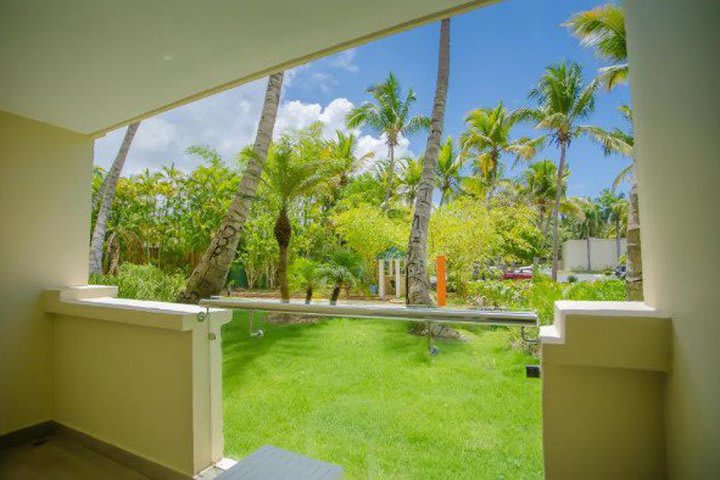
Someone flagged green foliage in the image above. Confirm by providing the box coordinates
[567,274,579,283]
[90,263,185,302]
[464,277,625,325]
[333,205,408,281]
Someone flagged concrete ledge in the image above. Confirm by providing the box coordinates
[44,287,231,331]
[541,301,671,372]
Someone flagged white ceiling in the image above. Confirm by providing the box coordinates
[0,0,491,136]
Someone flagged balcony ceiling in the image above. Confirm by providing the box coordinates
[0,0,491,136]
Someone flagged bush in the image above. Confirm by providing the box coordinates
[567,274,578,283]
[90,263,186,302]
[464,277,625,325]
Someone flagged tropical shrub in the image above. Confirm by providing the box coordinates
[464,277,624,325]
[90,263,185,302]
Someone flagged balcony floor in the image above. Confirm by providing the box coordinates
[0,434,149,480]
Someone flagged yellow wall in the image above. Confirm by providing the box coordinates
[626,1,720,477]
[0,110,92,434]
[52,315,195,475]
[541,306,671,479]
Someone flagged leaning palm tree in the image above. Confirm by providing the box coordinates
[177,72,284,303]
[89,120,141,275]
[460,102,540,196]
[406,18,450,306]
[586,105,642,299]
[263,142,324,303]
[435,138,464,205]
[346,73,430,209]
[517,61,598,281]
[565,3,627,90]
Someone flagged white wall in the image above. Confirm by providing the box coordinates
[627,0,720,477]
[0,110,92,434]
[562,238,626,271]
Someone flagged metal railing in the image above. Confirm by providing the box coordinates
[199,297,538,326]
[199,296,539,355]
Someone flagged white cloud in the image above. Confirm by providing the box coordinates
[331,48,359,73]
[94,88,415,177]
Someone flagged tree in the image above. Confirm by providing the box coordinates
[520,159,569,238]
[460,102,540,196]
[587,106,642,298]
[346,73,430,209]
[565,3,627,90]
[323,249,364,305]
[435,138,464,205]
[568,197,603,271]
[289,258,325,304]
[406,18,450,306]
[327,131,373,189]
[518,62,598,281]
[607,196,628,260]
[177,72,284,303]
[263,139,324,302]
[89,121,141,275]
[400,156,423,206]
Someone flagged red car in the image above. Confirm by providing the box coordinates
[502,266,533,280]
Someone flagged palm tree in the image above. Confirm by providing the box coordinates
[565,3,627,90]
[89,121,141,275]
[327,131,373,188]
[323,249,364,305]
[587,106,642,298]
[289,258,325,304]
[520,159,569,237]
[460,102,540,196]
[435,138,464,205]
[346,73,430,209]
[406,18,450,306]
[400,156,423,205]
[569,197,603,271]
[518,61,598,281]
[263,142,324,302]
[607,196,628,260]
[178,72,284,304]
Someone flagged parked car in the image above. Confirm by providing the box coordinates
[503,266,533,280]
[615,265,627,279]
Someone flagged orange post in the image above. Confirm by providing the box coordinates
[436,255,447,307]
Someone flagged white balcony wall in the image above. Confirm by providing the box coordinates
[0,110,92,434]
[627,0,720,477]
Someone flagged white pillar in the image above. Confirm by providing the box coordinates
[378,260,385,298]
[394,259,401,298]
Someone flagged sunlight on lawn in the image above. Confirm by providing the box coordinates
[222,312,542,479]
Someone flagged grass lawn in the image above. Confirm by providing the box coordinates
[221,312,543,479]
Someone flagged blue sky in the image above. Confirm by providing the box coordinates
[95,0,630,198]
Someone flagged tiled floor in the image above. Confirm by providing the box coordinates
[0,435,149,480]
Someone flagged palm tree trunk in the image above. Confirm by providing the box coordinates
[551,142,567,281]
[626,157,643,299]
[329,286,341,305]
[274,205,292,303]
[305,288,313,305]
[616,218,621,260]
[177,72,284,303]
[382,144,396,210]
[406,18,450,306]
[88,121,141,275]
[586,229,592,271]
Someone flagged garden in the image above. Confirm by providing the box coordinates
[88,3,633,478]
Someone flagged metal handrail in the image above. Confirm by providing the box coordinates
[199,297,538,327]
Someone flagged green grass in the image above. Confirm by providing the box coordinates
[221,312,543,479]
